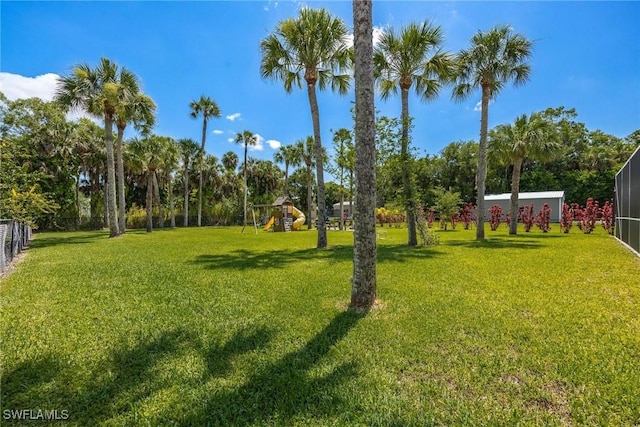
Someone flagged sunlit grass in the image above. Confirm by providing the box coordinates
[1,224,639,425]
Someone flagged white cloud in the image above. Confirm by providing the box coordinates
[0,72,94,122]
[212,129,224,134]
[345,26,385,49]
[267,139,281,150]
[473,100,492,112]
[0,72,59,101]
[226,112,241,121]
[227,137,235,143]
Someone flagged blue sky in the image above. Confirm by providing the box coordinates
[1,1,639,178]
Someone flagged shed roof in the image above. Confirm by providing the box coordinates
[273,196,292,206]
[485,191,565,201]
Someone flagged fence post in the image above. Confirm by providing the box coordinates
[0,224,6,272]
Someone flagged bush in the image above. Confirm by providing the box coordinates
[459,203,475,230]
[576,198,599,234]
[488,205,503,231]
[416,206,440,247]
[520,204,535,232]
[560,203,574,233]
[535,203,551,233]
[600,200,615,235]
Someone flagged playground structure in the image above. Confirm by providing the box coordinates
[256,196,305,232]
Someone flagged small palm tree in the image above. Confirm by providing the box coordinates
[235,130,258,230]
[261,7,352,248]
[189,96,221,227]
[176,138,200,227]
[452,25,533,239]
[273,143,303,196]
[128,136,164,232]
[296,136,317,230]
[489,112,558,234]
[374,21,454,246]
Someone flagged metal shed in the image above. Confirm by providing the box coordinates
[615,145,640,256]
[484,191,565,223]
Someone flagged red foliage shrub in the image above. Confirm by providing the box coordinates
[576,198,599,234]
[560,203,574,233]
[520,204,535,232]
[535,203,551,232]
[488,205,503,231]
[459,203,475,230]
[600,200,615,235]
[427,208,435,228]
[449,212,459,230]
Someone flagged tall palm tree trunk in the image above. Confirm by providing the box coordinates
[198,119,207,227]
[116,127,126,234]
[184,163,190,227]
[104,115,120,237]
[509,157,524,235]
[146,173,153,233]
[476,85,490,240]
[307,83,327,248]
[243,144,248,227]
[153,172,164,228]
[169,178,176,228]
[284,163,289,197]
[401,88,417,246]
[351,0,376,308]
[306,164,313,230]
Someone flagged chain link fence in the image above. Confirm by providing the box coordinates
[0,219,32,274]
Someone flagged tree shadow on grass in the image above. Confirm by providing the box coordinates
[30,232,107,249]
[1,326,276,425]
[2,311,363,425]
[446,236,545,250]
[190,244,442,271]
[180,309,364,425]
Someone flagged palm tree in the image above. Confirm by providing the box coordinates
[115,86,156,234]
[452,25,533,239]
[332,128,352,230]
[374,21,454,246]
[189,96,221,227]
[158,137,179,228]
[261,7,352,249]
[128,136,163,232]
[273,143,302,197]
[351,0,377,309]
[177,138,200,226]
[489,112,558,234]
[55,57,128,237]
[296,136,317,230]
[235,130,258,230]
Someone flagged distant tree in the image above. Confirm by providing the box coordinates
[489,112,559,234]
[128,136,164,232]
[273,143,302,197]
[432,187,462,231]
[235,130,258,229]
[296,136,317,229]
[330,128,353,229]
[176,138,200,226]
[261,7,352,248]
[374,21,454,246]
[189,96,221,227]
[453,25,533,239]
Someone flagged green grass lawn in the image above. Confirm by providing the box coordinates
[1,225,639,426]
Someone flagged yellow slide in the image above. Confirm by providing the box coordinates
[292,206,306,230]
[263,216,275,231]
